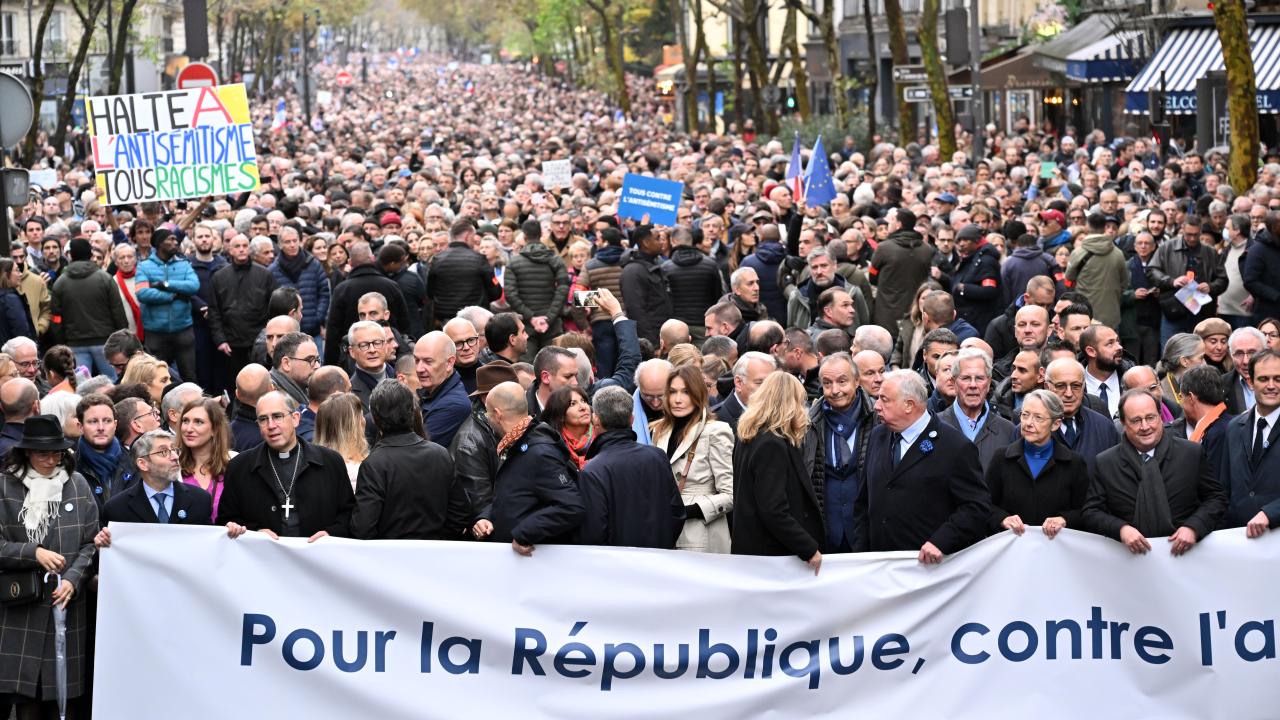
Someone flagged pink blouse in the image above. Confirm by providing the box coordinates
[183,473,225,523]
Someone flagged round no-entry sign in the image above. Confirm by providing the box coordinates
[177,62,218,89]
[336,70,354,88]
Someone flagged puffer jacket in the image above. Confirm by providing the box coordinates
[429,241,502,326]
[580,245,626,323]
[50,260,128,346]
[208,260,280,348]
[136,252,201,333]
[269,252,331,335]
[662,245,724,326]
[740,242,789,322]
[505,242,570,330]
[1066,233,1129,329]
[620,249,672,343]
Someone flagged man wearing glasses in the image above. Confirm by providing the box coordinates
[113,396,162,486]
[96,429,214,528]
[444,318,483,394]
[348,321,394,409]
[270,332,319,408]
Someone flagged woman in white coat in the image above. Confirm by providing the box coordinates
[650,365,734,553]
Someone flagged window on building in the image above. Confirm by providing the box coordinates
[0,13,16,56]
[44,11,64,57]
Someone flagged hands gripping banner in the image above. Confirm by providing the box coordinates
[87,84,261,205]
[95,525,1280,718]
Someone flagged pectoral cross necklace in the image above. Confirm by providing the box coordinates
[268,448,302,519]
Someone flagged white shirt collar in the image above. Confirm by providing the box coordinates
[1256,405,1280,431]
[900,411,933,447]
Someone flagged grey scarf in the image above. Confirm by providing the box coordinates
[1121,434,1174,537]
[270,368,308,407]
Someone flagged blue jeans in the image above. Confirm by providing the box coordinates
[72,346,116,382]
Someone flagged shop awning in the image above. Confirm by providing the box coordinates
[1065,31,1145,83]
[1125,24,1280,114]
[948,48,1057,91]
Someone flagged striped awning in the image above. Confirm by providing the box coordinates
[1125,24,1280,114]
[1064,31,1145,83]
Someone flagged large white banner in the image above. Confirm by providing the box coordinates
[95,525,1280,718]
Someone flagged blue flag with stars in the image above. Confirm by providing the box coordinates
[803,135,837,208]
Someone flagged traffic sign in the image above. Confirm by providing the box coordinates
[949,86,974,100]
[335,70,355,88]
[176,62,218,89]
[903,86,932,103]
[0,72,34,147]
[893,65,928,84]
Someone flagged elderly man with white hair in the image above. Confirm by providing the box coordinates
[855,369,991,563]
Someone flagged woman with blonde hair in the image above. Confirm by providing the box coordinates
[667,343,702,369]
[650,365,734,553]
[0,353,18,383]
[179,397,233,522]
[313,393,369,489]
[119,353,170,404]
[730,372,824,573]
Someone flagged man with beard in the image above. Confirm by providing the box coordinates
[482,312,528,365]
[98,430,214,525]
[136,228,200,383]
[1082,325,1129,420]
[188,223,228,391]
[444,317,484,394]
[994,349,1044,419]
[270,332,319,409]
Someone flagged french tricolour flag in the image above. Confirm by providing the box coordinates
[785,134,805,205]
[270,99,287,133]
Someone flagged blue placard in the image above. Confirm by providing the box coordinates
[617,174,684,226]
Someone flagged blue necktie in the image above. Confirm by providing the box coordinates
[1098,384,1110,416]
[1063,418,1078,446]
[154,493,170,523]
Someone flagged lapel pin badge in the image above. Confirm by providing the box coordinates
[177,509,187,520]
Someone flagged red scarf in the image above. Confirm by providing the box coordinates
[562,425,594,470]
[115,269,144,341]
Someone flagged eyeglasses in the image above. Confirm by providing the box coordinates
[289,355,321,366]
[148,447,179,458]
[1019,412,1051,424]
[456,336,481,348]
[640,392,665,404]
[256,412,294,426]
[1049,382,1084,394]
[1126,414,1162,428]
[1233,349,1259,360]
[1263,330,1279,341]
[355,339,387,351]
[15,360,37,369]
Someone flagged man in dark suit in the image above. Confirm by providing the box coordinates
[1219,350,1280,537]
[854,369,991,563]
[713,351,775,431]
[93,429,235,549]
[1083,389,1227,555]
[938,348,1018,474]
[1164,365,1231,470]
[1046,357,1119,476]
[576,386,685,548]
[1223,327,1265,415]
[219,391,355,541]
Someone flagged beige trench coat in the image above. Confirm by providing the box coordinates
[651,411,734,553]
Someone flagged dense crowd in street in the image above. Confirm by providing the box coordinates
[0,53,1279,716]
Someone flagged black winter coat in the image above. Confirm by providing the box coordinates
[662,246,724,326]
[951,243,1004,334]
[50,261,128,346]
[1244,230,1280,320]
[576,429,685,548]
[219,439,355,537]
[486,422,585,546]
[207,260,279,348]
[351,431,469,540]
[323,265,411,366]
[620,249,672,343]
[984,439,1088,533]
[389,266,429,340]
[731,430,824,560]
[428,241,501,327]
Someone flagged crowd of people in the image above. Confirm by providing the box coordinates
[0,53,1279,716]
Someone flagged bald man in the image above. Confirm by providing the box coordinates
[443,317,483,394]
[230,363,273,451]
[415,331,471,448]
[0,378,39,456]
[852,349,886,398]
[473,381,584,555]
[659,319,691,358]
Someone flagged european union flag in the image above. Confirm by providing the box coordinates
[804,135,837,208]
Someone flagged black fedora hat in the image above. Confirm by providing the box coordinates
[14,415,73,452]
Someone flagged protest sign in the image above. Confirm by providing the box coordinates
[86,83,260,206]
[541,159,572,190]
[27,169,58,191]
[95,525,1280,719]
[617,173,683,226]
